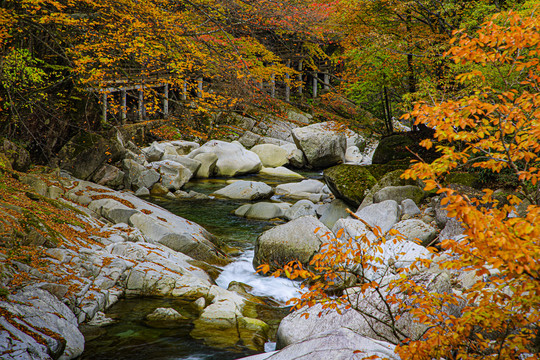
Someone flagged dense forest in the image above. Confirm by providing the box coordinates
[0,0,539,359]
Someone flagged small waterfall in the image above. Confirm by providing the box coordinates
[216,250,303,304]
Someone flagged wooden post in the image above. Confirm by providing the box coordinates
[323,73,330,90]
[285,59,291,102]
[121,88,127,124]
[182,81,187,101]
[102,92,107,123]
[312,72,318,98]
[197,77,203,98]
[163,83,169,118]
[138,86,143,121]
[298,60,303,95]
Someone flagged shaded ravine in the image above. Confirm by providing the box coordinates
[81,172,320,360]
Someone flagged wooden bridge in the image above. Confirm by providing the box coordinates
[94,59,337,124]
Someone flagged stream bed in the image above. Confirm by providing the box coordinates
[81,172,321,360]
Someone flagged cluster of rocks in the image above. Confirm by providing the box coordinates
[1,108,463,360]
[235,163,478,359]
[1,108,381,360]
[0,173,279,359]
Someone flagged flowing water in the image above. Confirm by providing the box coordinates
[81,172,321,360]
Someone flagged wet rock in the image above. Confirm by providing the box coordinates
[146,307,187,321]
[253,216,329,270]
[213,181,273,201]
[187,140,262,177]
[191,285,269,351]
[236,202,289,220]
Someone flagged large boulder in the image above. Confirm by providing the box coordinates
[259,166,304,179]
[391,219,438,247]
[358,169,417,210]
[66,181,228,264]
[372,131,439,165]
[354,200,401,234]
[344,146,363,164]
[319,199,350,229]
[122,159,160,191]
[0,287,84,360]
[373,185,425,205]
[1,138,31,172]
[191,285,269,351]
[275,271,449,351]
[250,144,289,168]
[284,200,317,220]
[187,140,262,177]
[280,143,306,168]
[108,242,214,298]
[253,216,330,271]
[212,181,273,201]
[58,132,125,180]
[169,140,200,155]
[235,202,289,220]
[150,160,193,190]
[161,153,202,175]
[238,131,263,148]
[292,122,346,168]
[193,152,218,178]
[275,179,327,202]
[323,164,377,207]
[92,164,125,189]
[143,141,165,162]
[243,328,398,360]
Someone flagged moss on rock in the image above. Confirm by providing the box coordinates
[372,131,440,165]
[323,164,377,207]
[363,160,409,181]
[445,172,479,188]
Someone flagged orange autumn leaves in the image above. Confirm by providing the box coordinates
[259,11,540,360]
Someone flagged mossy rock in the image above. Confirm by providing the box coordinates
[445,172,479,188]
[0,153,13,171]
[363,160,409,181]
[58,131,125,180]
[323,164,377,207]
[376,169,417,188]
[372,131,440,165]
[1,138,30,172]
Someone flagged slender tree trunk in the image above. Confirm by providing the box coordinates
[383,85,393,134]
